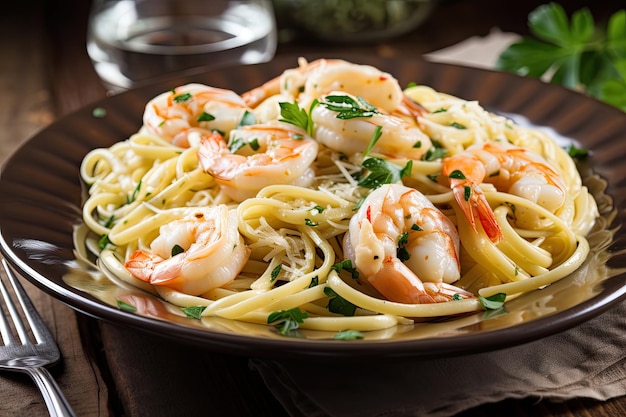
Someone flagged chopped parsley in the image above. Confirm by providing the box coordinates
[267,308,309,335]
[304,218,318,227]
[333,329,364,340]
[320,95,378,119]
[422,141,448,161]
[270,264,282,282]
[181,305,207,319]
[238,110,256,127]
[278,100,317,136]
[171,244,184,257]
[173,92,192,103]
[566,144,589,160]
[331,259,359,279]
[116,299,136,312]
[98,234,111,251]
[197,112,215,122]
[448,170,466,180]
[358,158,413,189]
[324,287,357,316]
[127,180,142,204]
[478,293,506,310]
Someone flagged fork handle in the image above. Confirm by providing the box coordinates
[25,366,77,417]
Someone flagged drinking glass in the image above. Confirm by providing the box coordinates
[87,0,277,91]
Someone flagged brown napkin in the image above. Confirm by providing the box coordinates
[251,300,626,417]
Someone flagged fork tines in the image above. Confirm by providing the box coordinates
[0,259,48,347]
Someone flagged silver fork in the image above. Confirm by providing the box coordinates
[0,258,77,417]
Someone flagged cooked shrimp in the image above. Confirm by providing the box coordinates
[442,141,566,243]
[197,122,319,202]
[312,92,432,159]
[343,184,473,304]
[143,84,248,146]
[242,58,424,117]
[125,206,250,295]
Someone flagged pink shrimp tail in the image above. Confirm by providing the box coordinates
[125,250,182,285]
[368,257,473,304]
[197,131,240,179]
[453,183,503,243]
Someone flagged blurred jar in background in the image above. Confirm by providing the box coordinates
[272,0,435,43]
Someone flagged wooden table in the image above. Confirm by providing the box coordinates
[1,0,624,416]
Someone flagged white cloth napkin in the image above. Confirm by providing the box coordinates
[423,27,520,69]
[251,29,626,417]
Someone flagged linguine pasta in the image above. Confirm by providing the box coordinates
[79,59,599,336]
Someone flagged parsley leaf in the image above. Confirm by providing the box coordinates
[358,158,413,189]
[319,95,378,119]
[270,264,282,282]
[497,4,626,110]
[267,308,309,335]
[333,329,364,340]
[331,259,359,279]
[181,305,207,319]
[566,144,589,159]
[278,100,317,136]
[324,287,357,316]
[171,244,184,257]
[98,234,111,251]
[422,141,448,161]
[116,299,136,312]
[363,125,383,157]
[478,293,507,310]
[239,110,257,127]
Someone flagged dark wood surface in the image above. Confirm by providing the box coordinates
[1,0,625,416]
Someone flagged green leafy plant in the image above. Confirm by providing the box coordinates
[496,3,626,110]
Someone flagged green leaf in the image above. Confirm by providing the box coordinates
[181,305,207,319]
[197,111,215,122]
[497,4,626,110]
[358,157,412,189]
[422,143,448,162]
[270,264,282,282]
[363,125,383,157]
[566,144,589,159]
[331,259,359,279]
[529,3,593,46]
[448,169,466,180]
[171,244,184,257]
[496,38,566,78]
[267,308,309,335]
[173,92,192,103]
[320,95,378,119]
[598,77,626,110]
[478,293,506,310]
[127,180,142,204]
[278,101,310,131]
[98,234,111,251]
[324,287,357,316]
[117,299,136,312]
[607,10,626,59]
[333,329,364,340]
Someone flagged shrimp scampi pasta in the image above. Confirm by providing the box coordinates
[80,58,599,337]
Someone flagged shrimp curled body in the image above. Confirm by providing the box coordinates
[344,184,473,304]
[312,92,431,158]
[125,206,250,295]
[242,58,424,117]
[443,141,567,243]
[142,84,248,147]
[197,122,319,202]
